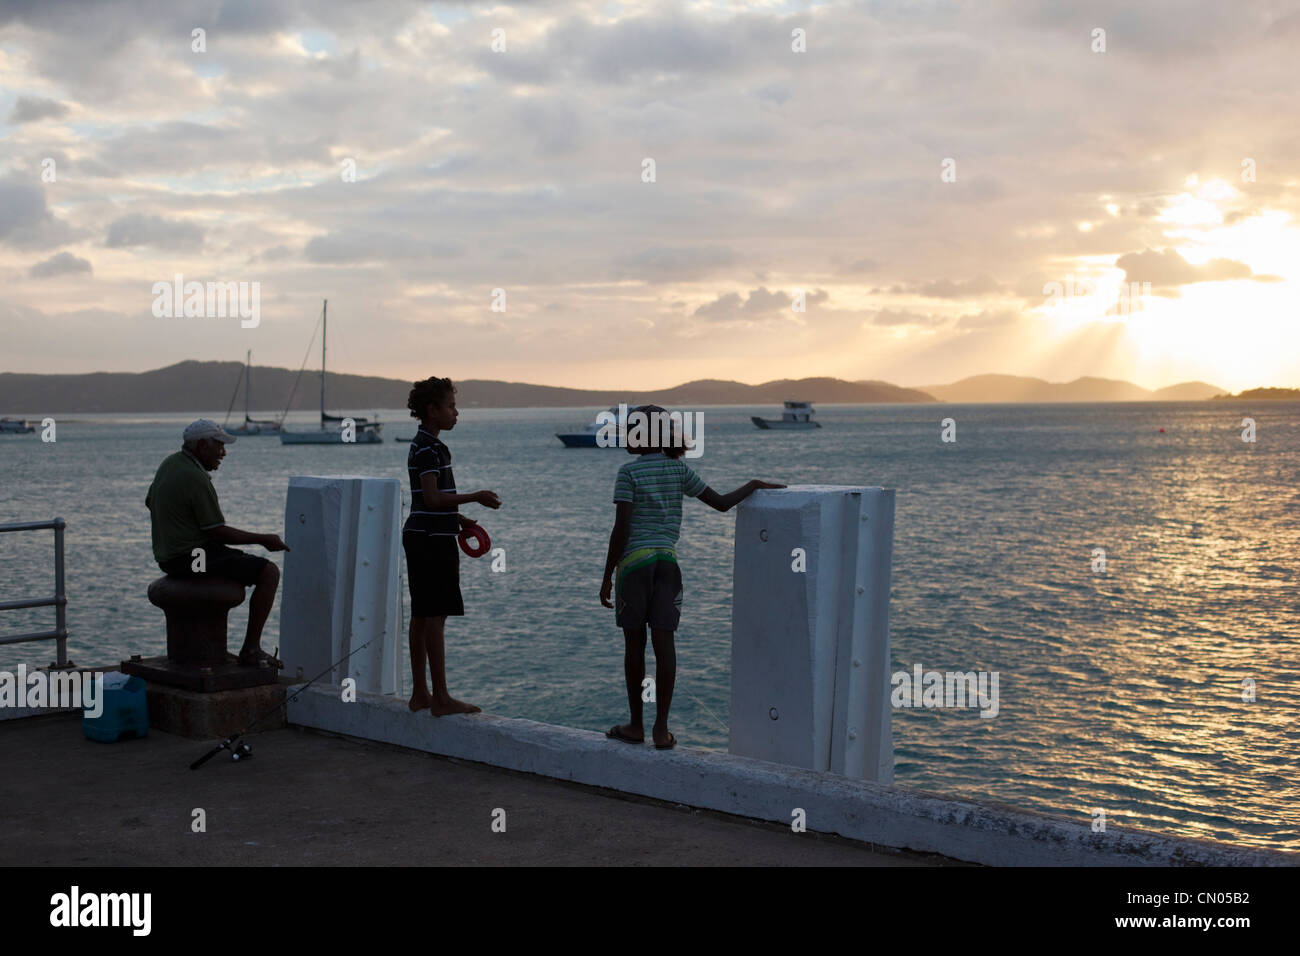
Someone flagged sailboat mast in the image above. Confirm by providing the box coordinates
[320,299,327,426]
[244,349,251,421]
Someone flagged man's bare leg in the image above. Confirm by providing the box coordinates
[239,561,280,657]
[408,615,432,711]
[425,616,479,715]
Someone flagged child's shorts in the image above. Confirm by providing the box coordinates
[615,549,682,631]
[403,532,464,618]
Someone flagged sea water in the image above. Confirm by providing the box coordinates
[1,401,1297,852]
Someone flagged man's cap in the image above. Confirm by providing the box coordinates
[183,419,237,444]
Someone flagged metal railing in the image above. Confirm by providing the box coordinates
[0,518,69,667]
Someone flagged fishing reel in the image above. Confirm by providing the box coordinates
[230,741,253,762]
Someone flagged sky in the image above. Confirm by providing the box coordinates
[1,0,1298,392]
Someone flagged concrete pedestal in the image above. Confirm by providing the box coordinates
[280,476,402,694]
[143,677,297,739]
[729,485,895,782]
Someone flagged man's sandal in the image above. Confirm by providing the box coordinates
[238,648,282,668]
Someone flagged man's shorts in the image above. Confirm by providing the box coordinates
[159,544,268,587]
[615,548,683,631]
[403,531,464,618]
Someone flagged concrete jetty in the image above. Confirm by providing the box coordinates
[288,686,1293,867]
[0,712,945,867]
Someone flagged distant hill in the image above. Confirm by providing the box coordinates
[0,362,936,414]
[0,361,1243,413]
[1209,387,1300,400]
[915,374,1224,403]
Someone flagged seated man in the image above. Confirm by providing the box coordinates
[146,419,289,667]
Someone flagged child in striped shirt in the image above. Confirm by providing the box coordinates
[600,405,783,749]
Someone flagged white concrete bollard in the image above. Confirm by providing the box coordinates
[280,476,402,695]
[729,485,896,782]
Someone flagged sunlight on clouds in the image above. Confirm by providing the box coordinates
[1122,280,1298,388]
[1158,179,1236,227]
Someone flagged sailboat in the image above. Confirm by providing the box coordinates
[280,300,383,445]
[224,351,282,435]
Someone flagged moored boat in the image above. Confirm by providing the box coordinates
[556,407,619,447]
[0,417,36,434]
[279,300,383,445]
[225,350,283,435]
[752,400,821,430]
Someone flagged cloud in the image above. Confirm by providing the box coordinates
[892,275,1005,298]
[303,232,465,264]
[694,287,828,321]
[104,213,204,250]
[956,309,1018,330]
[609,246,736,283]
[8,95,70,123]
[1115,248,1272,289]
[870,309,945,327]
[834,256,881,275]
[0,0,1298,390]
[0,178,73,249]
[29,251,92,278]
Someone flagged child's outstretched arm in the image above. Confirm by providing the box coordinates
[420,473,501,511]
[698,479,785,513]
[599,502,633,608]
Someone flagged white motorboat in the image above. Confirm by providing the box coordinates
[752,400,821,430]
[556,407,619,447]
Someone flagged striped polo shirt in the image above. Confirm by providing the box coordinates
[612,452,707,555]
[403,428,459,536]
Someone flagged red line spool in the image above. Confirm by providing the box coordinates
[458,524,491,558]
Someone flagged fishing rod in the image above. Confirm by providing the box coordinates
[189,638,374,770]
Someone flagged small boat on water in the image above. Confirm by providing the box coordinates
[280,300,383,445]
[556,407,619,447]
[224,350,282,436]
[0,418,36,434]
[752,400,821,430]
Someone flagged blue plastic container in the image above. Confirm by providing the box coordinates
[83,674,149,742]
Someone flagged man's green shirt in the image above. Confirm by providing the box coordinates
[146,450,225,564]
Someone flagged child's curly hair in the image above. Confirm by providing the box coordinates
[407,377,456,419]
[631,404,690,459]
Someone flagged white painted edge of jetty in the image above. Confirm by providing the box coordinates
[287,684,1294,867]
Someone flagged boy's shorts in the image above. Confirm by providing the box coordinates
[615,548,682,631]
[403,532,464,618]
[159,544,268,587]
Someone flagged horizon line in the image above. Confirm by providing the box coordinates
[0,360,1247,395]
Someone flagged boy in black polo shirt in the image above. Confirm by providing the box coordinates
[403,377,501,716]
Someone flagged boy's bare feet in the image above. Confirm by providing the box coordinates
[607,723,644,743]
[408,691,432,712]
[430,696,481,716]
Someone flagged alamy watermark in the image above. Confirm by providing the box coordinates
[0,665,103,717]
[891,663,1000,718]
[594,403,705,459]
[50,886,150,935]
[151,273,260,328]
